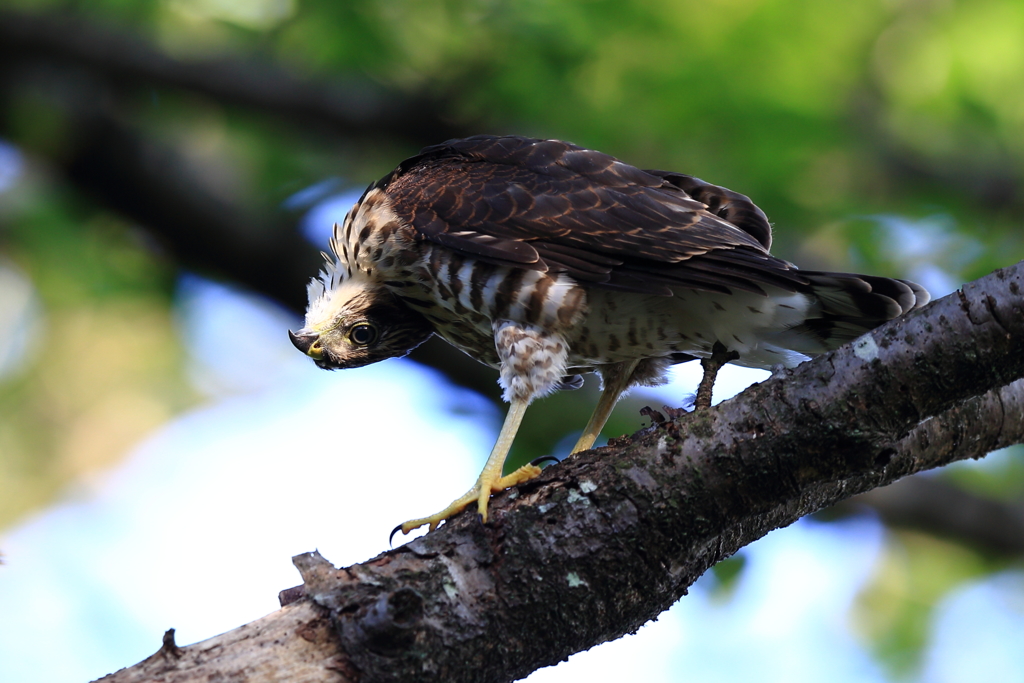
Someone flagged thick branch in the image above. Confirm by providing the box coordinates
[100,600,349,683]
[97,263,1024,682]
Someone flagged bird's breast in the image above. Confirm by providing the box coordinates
[381,248,589,367]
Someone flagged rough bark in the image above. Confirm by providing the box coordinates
[99,602,349,683]
[96,263,1024,683]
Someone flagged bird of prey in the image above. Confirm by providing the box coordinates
[289,135,929,536]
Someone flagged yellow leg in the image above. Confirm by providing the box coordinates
[398,398,539,535]
[571,359,639,454]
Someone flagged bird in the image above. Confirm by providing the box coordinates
[288,134,929,537]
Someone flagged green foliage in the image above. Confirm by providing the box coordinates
[944,445,1024,502]
[855,531,1001,678]
[708,553,748,600]
[0,186,196,528]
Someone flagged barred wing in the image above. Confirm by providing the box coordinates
[381,135,802,296]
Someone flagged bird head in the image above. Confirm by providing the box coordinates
[290,271,433,370]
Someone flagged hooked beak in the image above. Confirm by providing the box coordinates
[288,329,323,359]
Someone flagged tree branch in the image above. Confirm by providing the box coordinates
[0,8,460,142]
[837,475,1024,556]
[96,262,1024,682]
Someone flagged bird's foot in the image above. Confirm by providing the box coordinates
[393,463,542,539]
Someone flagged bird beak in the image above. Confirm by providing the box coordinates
[288,329,323,359]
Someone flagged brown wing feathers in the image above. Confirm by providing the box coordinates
[383,135,800,296]
[382,135,922,314]
[649,171,774,250]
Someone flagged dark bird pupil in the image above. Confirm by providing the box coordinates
[352,324,375,345]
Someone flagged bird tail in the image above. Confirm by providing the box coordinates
[780,272,930,354]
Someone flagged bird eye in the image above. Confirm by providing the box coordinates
[349,323,378,346]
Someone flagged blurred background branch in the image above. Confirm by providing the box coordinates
[0,8,462,141]
[837,477,1024,558]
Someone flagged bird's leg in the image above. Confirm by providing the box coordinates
[571,359,640,454]
[694,342,739,411]
[396,322,568,537]
[397,398,539,535]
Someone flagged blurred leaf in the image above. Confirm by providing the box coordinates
[943,445,1024,503]
[854,530,1000,678]
[0,183,197,528]
[709,553,748,601]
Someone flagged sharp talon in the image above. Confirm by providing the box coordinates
[529,455,561,468]
[394,415,543,535]
[389,523,404,546]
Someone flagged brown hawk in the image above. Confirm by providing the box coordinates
[289,135,929,536]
